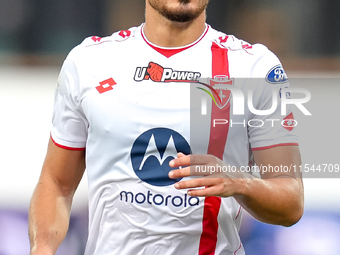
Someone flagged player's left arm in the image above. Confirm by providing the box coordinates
[239,145,303,226]
[169,146,304,227]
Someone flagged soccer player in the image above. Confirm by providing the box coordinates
[29,1,304,254]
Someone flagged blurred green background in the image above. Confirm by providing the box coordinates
[1,0,340,71]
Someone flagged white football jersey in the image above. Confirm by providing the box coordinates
[51,23,298,255]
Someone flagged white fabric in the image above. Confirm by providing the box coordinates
[51,23,298,255]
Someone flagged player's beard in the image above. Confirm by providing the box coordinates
[148,0,209,23]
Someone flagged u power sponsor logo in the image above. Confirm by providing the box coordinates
[134,62,201,82]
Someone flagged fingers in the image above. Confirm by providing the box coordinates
[187,186,226,197]
[175,178,222,189]
[169,166,191,179]
[169,165,217,179]
[169,153,227,179]
[189,154,218,166]
[176,152,186,158]
[169,154,219,168]
[173,178,235,197]
[169,153,190,168]
[168,153,237,198]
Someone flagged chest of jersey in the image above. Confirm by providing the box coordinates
[76,41,255,181]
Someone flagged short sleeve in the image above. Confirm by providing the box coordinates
[51,52,88,150]
[247,49,299,150]
[248,81,299,151]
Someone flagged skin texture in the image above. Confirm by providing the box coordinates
[169,148,304,227]
[144,0,209,47]
[29,140,86,255]
[29,0,304,254]
[148,0,209,22]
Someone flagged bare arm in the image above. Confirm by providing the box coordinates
[235,146,304,226]
[169,146,304,227]
[29,138,86,255]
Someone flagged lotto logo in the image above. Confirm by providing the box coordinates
[91,36,102,42]
[219,35,228,43]
[96,78,117,94]
[282,112,296,131]
[119,30,131,38]
[134,62,201,83]
[242,44,253,50]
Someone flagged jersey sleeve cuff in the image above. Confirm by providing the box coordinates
[50,133,86,151]
[251,142,299,151]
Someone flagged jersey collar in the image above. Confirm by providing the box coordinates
[140,23,210,58]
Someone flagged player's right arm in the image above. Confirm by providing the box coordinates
[29,138,86,255]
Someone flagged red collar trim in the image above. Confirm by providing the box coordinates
[141,24,209,58]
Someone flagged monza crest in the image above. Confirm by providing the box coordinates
[197,75,234,109]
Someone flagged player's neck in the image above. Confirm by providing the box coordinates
[144,4,206,48]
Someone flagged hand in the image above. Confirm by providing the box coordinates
[168,153,248,197]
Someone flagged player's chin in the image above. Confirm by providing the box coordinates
[162,0,208,22]
[162,7,204,22]
[165,12,197,23]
